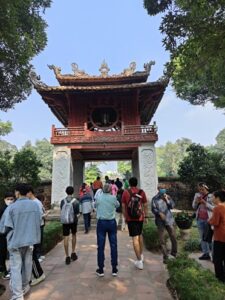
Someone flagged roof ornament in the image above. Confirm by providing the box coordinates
[71,63,89,77]
[29,68,48,88]
[48,65,61,76]
[99,60,110,77]
[157,74,170,85]
[121,62,136,76]
[144,61,155,74]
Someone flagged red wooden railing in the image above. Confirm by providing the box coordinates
[52,124,157,137]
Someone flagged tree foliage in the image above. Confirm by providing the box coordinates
[0,148,42,200]
[157,138,192,176]
[22,138,53,180]
[117,161,132,178]
[85,163,102,184]
[178,143,225,190]
[144,0,225,108]
[0,0,51,110]
[0,120,12,136]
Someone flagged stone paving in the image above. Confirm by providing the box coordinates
[1,230,172,300]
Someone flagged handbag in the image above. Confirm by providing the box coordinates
[203,223,213,243]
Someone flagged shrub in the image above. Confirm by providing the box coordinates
[43,221,63,254]
[183,238,201,252]
[167,254,225,300]
[143,220,161,251]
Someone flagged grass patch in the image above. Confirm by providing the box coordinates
[143,220,162,251]
[167,254,225,300]
[43,221,63,254]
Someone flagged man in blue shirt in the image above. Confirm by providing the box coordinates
[95,183,119,277]
[0,183,41,300]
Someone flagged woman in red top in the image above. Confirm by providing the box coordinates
[208,190,225,283]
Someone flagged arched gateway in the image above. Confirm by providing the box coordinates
[31,61,168,205]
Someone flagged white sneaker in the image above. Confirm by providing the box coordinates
[168,254,176,260]
[30,273,46,286]
[40,256,45,260]
[134,260,143,270]
[23,285,30,295]
[141,254,144,262]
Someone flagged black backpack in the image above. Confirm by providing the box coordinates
[127,189,143,219]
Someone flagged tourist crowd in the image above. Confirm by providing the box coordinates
[0,177,225,300]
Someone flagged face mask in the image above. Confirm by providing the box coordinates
[5,200,14,206]
[159,189,167,195]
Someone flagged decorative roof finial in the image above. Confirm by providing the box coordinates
[48,65,61,76]
[121,62,136,76]
[144,61,155,74]
[99,60,110,77]
[71,63,88,77]
[29,68,48,88]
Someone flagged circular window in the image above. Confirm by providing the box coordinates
[91,107,118,129]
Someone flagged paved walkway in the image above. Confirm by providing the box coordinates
[1,231,172,300]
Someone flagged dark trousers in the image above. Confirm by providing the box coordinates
[97,219,118,270]
[213,241,225,282]
[0,236,7,274]
[34,226,44,258]
[158,225,177,258]
[32,246,43,279]
[83,213,91,232]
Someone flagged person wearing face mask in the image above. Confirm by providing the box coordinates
[0,192,14,280]
[192,182,214,260]
[152,185,177,263]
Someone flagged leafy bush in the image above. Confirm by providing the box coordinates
[183,238,201,252]
[167,254,225,300]
[143,220,161,251]
[43,221,63,254]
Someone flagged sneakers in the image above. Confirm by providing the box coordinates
[2,272,10,280]
[199,253,211,260]
[65,256,71,265]
[96,269,104,277]
[23,285,31,296]
[71,252,78,261]
[134,260,143,270]
[168,254,176,260]
[141,254,144,262]
[30,273,46,286]
[112,268,118,277]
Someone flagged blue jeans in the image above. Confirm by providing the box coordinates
[97,219,118,270]
[9,246,33,300]
[83,213,91,232]
[197,219,211,255]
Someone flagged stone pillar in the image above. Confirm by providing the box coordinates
[51,146,73,206]
[138,143,158,201]
[73,159,84,196]
[132,150,140,184]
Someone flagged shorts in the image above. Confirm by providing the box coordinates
[127,221,143,237]
[62,223,77,236]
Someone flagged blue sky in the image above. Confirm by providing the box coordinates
[0,0,224,148]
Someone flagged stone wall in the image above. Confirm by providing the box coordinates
[158,177,194,210]
[35,181,52,210]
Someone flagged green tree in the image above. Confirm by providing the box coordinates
[0,120,12,136]
[117,161,132,178]
[144,0,225,108]
[178,143,225,190]
[12,148,42,186]
[33,139,53,181]
[157,138,192,176]
[0,0,51,110]
[85,163,102,184]
[214,128,225,154]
